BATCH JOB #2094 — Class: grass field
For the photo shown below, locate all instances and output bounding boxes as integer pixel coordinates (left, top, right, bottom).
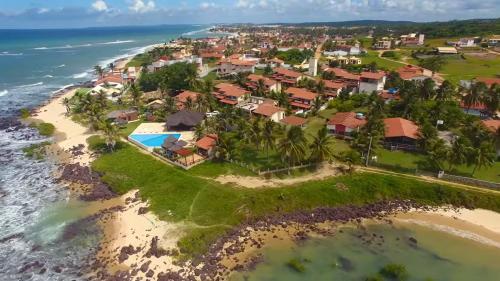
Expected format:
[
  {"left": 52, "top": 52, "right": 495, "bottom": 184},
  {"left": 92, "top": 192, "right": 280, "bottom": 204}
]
[
  {"left": 91, "top": 141, "right": 500, "bottom": 258},
  {"left": 439, "top": 54, "right": 500, "bottom": 83},
  {"left": 361, "top": 51, "right": 406, "bottom": 71}
]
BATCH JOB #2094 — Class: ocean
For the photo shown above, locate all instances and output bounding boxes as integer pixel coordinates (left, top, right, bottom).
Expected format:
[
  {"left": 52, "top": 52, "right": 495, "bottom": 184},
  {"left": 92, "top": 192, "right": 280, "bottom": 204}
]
[{"left": 0, "top": 25, "right": 207, "bottom": 280}]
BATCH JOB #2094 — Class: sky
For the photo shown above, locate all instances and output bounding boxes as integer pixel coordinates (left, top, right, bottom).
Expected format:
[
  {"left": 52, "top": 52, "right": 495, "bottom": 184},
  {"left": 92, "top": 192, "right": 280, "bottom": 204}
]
[{"left": 0, "top": 0, "right": 499, "bottom": 28}]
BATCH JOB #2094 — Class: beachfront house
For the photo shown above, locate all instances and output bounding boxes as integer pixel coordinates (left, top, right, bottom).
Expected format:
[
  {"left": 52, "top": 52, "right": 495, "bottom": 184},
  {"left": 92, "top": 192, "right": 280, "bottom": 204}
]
[
  {"left": 165, "top": 110, "right": 204, "bottom": 131},
  {"left": 106, "top": 109, "right": 139, "bottom": 123},
  {"left": 383, "top": 117, "right": 420, "bottom": 150},
  {"left": 359, "top": 71, "right": 386, "bottom": 93},
  {"left": 195, "top": 134, "right": 218, "bottom": 158},
  {"left": 327, "top": 112, "right": 366, "bottom": 138}
]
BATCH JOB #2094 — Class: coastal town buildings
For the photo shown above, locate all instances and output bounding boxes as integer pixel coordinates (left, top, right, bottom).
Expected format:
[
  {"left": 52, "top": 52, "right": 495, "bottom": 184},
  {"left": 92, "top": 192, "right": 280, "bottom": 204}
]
[
  {"left": 285, "top": 87, "right": 319, "bottom": 111},
  {"left": 271, "top": 68, "right": 305, "bottom": 86},
  {"left": 246, "top": 74, "right": 281, "bottom": 93},
  {"left": 327, "top": 112, "right": 366, "bottom": 138},
  {"left": 359, "top": 71, "right": 386, "bottom": 93},
  {"left": 213, "top": 83, "right": 250, "bottom": 106}
]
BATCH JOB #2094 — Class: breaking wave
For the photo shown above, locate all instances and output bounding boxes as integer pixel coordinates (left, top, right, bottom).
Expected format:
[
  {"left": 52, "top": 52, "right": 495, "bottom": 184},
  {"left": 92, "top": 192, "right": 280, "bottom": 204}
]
[{"left": 0, "top": 90, "right": 8, "bottom": 97}]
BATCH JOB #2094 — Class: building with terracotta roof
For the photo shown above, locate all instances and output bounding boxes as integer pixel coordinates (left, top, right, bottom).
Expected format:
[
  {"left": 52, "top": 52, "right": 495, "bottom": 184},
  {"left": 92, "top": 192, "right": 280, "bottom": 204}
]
[
  {"left": 285, "top": 87, "right": 319, "bottom": 111},
  {"left": 217, "top": 58, "right": 256, "bottom": 76},
  {"left": 213, "top": 83, "right": 250, "bottom": 106},
  {"left": 396, "top": 65, "right": 432, "bottom": 81},
  {"left": 359, "top": 71, "right": 386, "bottom": 93},
  {"left": 196, "top": 134, "right": 218, "bottom": 157},
  {"left": 271, "top": 67, "right": 305, "bottom": 86},
  {"left": 252, "top": 101, "right": 285, "bottom": 122},
  {"left": 476, "top": 77, "right": 500, "bottom": 88},
  {"left": 379, "top": 89, "right": 401, "bottom": 103},
  {"left": 323, "top": 80, "right": 347, "bottom": 98},
  {"left": 327, "top": 112, "right": 366, "bottom": 137},
  {"left": 322, "top": 67, "right": 360, "bottom": 89},
  {"left": 280, "top": 115, "right": 307, "bottom": 127},
  {"left": 175, "top": 90, "right": 201, "bottom": 110},
  {"left": 482, "top": 119, "right": 500, "bottom": 156},
  {"left": 246, "top": 74, "right": 281, "bottom": 93},
  {"left": 383, "top": 118, "right": 420, "bottom": 149}
]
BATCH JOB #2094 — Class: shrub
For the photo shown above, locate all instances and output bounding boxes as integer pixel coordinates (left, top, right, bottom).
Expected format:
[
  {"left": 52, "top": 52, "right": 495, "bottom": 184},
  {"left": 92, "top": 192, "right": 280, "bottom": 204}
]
[
  {"left": 287, "top": 258, "right": 306, "bottom": 273},
  {"left": 22, "top": 141, "right": 51, "bottom": 159},
  {"left": 31, "top": 122, "right": 55, "bottom": 136},
  {"left": 20, "top": 108, "right": 31, "bottom": 119},
  {"left": 381, "top": 51, "right": 398, "bottom": 58},
  {"left": 380, "top": 263, "right": 409, "bottom": 281},
  {"left": 365, "top": 275, "right": 384, "bottom": 281}
]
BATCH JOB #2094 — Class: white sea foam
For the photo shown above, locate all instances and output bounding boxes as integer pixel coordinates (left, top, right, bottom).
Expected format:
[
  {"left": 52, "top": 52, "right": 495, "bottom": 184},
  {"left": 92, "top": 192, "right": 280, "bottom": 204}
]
[
  {"left": 34, "top": 43, "right": 92, "bottom": 50},
  {"left": 0, "top": 51, "right": 23, "bottom": 56},
  {"left": 15, "top": 82, "right": 44, "bottom": 88},
  {"left": 44, "top": 75, "right": 54, "bottom": 78},
  {"left": 182, "top": 27, "right": 213, "bottom": 36},
  {"left": 98, "top": 40, "right": 135, "bottom": 45},
  {"left": 56, "top": 64, "right": 66, "bottom": 68},
  {"left": 72, "top": 72, "right": 90, "bottom": 79},
  {"left": 0, "top": 90, "right": 8, "bottom": 97}
]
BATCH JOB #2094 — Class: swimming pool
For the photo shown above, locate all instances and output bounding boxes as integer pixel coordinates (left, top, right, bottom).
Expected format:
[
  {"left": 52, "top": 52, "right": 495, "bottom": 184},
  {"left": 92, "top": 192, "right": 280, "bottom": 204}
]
[{"left": 129, "top": 133, "right": 181, "bottom": 148}]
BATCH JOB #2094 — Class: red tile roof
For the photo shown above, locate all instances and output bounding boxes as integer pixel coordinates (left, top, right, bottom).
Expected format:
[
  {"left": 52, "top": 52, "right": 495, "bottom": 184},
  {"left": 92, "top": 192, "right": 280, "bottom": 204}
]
[
  {"left": 396, "top": 65, "right": 427, "bottom": 80},
  {"left": 280, "top": 115, "right": 307, "bottom": 126},
  {"left": 219, "top": 58, "right": 256, "bottom": 66},
  {"left": 176, "top": 90, "right": 200, "bottom": 103},
  {"left": 215, "top": 83, "right": 249, "bottom": 98},
  {"left": 200, "top": 52, "right": 224, "bottom": 59},
  {"left": 324, "top": 68, "right": 360, "bottom": 81},
  {"left": 220, "top": 99, "right": 238, "bottom": 105},
  {"left": 481, "top": 119, "right": 500, "bottom": 133},
  {"left": 384, "top": 118, "right": 420, "bottom": 139},
  {"left": 196, "top": 134, "right": 218, "bottom": 150},
  {"left": 247, "top": 74, "right": 278, "bottom": 87},
  {"left": 274, "top": 67, "right": 303, "bottom": 79},
  {"left": 253, "top": 103, "right": 284, "bottom": 117},
  {"left": 175, "top": 148, "right": 194, "bottom": 157},
  {"left": 323, "top": 80, "right": 346, "bottom": 90},
  {"left": 328, "top": 112, "right": 367, "bottom": 129},
  {"left": 95, "top": 75, "right": 123, "bottom": 85},
  {"left": 361, "top": 71, "right": 386, "bottom": 80},
  {"left": 477, "top": 77, "right": 500, "bottom": 87},
  {"left": 286, "top": 87, "right": 318, "bottom": 101}
]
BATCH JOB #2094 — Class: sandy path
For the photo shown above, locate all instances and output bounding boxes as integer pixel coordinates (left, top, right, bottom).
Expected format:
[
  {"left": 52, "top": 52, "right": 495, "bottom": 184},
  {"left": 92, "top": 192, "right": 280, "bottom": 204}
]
[
  {"left": 214, "top": 163, "right": 344, "bottom": 188},
  {"left": 33, "top": 89, "right": 95, "bottom": 166}
]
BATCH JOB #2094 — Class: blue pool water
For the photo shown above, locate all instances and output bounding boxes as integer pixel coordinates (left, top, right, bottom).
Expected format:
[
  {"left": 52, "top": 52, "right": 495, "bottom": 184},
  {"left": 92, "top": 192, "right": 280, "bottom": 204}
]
[{"left": 129, "top": 133, "right": 181, "bottom": 147}]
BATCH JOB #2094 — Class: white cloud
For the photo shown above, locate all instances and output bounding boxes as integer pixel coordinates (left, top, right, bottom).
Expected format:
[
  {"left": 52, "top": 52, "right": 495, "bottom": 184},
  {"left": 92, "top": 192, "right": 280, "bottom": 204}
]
[
  {"left": 129, "top": 0, "right": 156, "bottom": 13},
  {"left": 92, "top": 0, "right": 109, "bottom": 12},
  {"left": 37, "top": 8, "right": 50, "bottom": 14},
  {"left": 200, "top": 2, "right": 216, "bottom": 9}
]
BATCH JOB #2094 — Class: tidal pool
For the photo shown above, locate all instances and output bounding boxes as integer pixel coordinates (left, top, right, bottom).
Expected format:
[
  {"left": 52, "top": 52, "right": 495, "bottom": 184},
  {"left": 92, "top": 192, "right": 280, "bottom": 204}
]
[{"left": 230, "top": 222, "right": 500, "bottom": 281}]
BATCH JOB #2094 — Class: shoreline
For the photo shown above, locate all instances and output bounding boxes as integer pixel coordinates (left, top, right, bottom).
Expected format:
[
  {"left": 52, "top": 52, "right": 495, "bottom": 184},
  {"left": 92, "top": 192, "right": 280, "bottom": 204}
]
[{"left": 25, "top": 52, "right": 500, "bottom": 280}]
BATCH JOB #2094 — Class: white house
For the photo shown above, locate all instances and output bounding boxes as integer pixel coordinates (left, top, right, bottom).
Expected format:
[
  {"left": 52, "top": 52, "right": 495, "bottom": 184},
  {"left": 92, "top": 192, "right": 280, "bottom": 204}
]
[
  {"left": 217, "top": 59, "right": 256, "bottom": 76},
  {"left": 359, "top": 71, "right": 386, "bottom": 93}
]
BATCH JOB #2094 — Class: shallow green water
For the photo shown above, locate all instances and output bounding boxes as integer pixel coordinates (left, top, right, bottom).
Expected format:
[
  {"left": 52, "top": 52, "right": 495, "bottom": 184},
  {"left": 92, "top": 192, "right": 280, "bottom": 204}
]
[{"left": 230, "top": 223, "right": 500, "bottom": 281}]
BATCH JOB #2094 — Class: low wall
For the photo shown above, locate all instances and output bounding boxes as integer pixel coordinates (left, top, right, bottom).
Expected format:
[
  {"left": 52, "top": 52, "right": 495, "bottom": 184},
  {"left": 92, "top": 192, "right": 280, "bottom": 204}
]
[{"left": 440, "top": 173, "right": 500, "bottom": 189}]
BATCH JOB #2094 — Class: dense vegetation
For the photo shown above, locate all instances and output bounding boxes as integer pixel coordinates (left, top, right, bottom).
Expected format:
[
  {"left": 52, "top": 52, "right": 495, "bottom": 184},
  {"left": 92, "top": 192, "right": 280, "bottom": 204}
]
[{"left": 276, "top": 48, "right": 315, "bottom": 65}]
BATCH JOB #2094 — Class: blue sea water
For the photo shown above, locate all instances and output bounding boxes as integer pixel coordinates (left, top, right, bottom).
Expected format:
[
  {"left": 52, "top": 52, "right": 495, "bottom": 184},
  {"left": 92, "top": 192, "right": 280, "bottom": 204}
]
[
  {"left": 129, "top": 133, "right": 181, "bottom": 147},
  {"left": 0, "top": 25, "right": 207, "bottom": 280}
]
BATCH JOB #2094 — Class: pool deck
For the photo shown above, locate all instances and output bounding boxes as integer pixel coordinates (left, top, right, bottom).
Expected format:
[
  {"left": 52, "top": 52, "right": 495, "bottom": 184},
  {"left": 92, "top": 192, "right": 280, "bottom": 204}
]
[{"left": 130, "top": 122, "right": 194, "bottom": 144}]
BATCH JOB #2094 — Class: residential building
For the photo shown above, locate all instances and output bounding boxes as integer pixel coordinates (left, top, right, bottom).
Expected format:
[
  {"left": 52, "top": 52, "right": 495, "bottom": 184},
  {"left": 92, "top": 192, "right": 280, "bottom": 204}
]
[
  {"left": 373, "top": 38, "right": 392, "bottom": 50},
  {"left": 487, "top": 35, "right": 500, "bottom": 47},
  {"left": 400, "top": 33, "right": 425, "bottom": 46},
  {"left": 217, "top": 58, "right": 256, "bottom": 76},
  {"left": 213, "top": 83, "right": 250, "bottom": 106},
  {"left": 323, "top": 80, "right": 347, "bottom": 98},
  {"left": 359, "top": 71, "right": 386, "bottom": 93},
  {"left": 149, "top": 56, "right": 202, "bottom": 72},
  {"left": 196, "top": 134, "right": 218, "bottom": 158},
  {"left": 252, "top": 100, "right": 286, "bottom": 122},
  {"left": 379, "top": 89, "right": 401, "bottom": 104},
  {"left": 323, "top": 67, "right": 360, "bottom": 89},
  {"left": 165, "top": 110, "right": 204, "bottom": 131},
  {"left": 308, "top": 58, "right": 318, "bottom": 76},
  {"left": 106, "top": 109, "right": 139, "bottom": 123},
  {"left": 481, "top": 120, "right": 500, "bottom": 156},
  {"left": 246, "top": 74, "right": 281, "bottom": 93},
  {"left": 383, "top": 118, "right": 420, "bottom": 150},
  {"left": 456, "top": 38, "right": 476, "bottom": 47},
  {"left": 271, "top": 67, "right": 305, "bottom": 86},
  {"left": 396, "top": 65, "right": 433, "bottom": 81},
  {"left": 285, "top": 87, "right": 319, "bottom": 111},
  {"left": 327, "top": 112, "right": 366, "bottom": 138},
  {"left": 476, "top": 77, "right": 500, "bottom": 88},
  {"left": 325, "top": 55, "right": 361, "bottom": 66}
]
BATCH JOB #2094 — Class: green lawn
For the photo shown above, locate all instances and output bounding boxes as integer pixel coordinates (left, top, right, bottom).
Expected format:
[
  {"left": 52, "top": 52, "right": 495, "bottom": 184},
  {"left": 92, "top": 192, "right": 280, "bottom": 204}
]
[
  {"left": 362, "top": 51, "right": 406, "bottom": 71},
  {"left": 440, "top": 54, "right": 500, "bottom": 83},
  {"left": 118, "top": 120, "right": 144, "bottom": 137},
  {"left": 375, "top": 149, "right": 500, "bottom": 183},
  {"left": 91, "top": 141, "right": 500, "bottom": 258}
]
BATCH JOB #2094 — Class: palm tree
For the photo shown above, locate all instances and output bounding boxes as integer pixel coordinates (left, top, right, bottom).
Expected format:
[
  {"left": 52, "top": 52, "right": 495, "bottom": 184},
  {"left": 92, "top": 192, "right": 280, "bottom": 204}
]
[
  {"left": 194, "top": 124, "right": 205, "bottom": 140},
  {"left": 316, "top": 79, "right": 326, "bottom": 100},
  {"left": 235, "top": 72, "right": 249, "bottom": 87},
  {"left": 470, "top": 141, "right": 496, "bottom": 176},
  {"left": 86, "top": 104, "right": 104, "bottom": 131},
  {"left": 129, "top": 84, "right": 143, "bottom": 107},
  {"left": 101, "top": 121, "right": 119, "bottom": 152},
  {"left": 311, "top": 96, "right": 323, "bottom": 116},
  {"left": 278, "top": 126, "right": 307, "bottom": 171},
  {"left": 447, "top": 136, "right": 472, "bottom": 171},
  {"left": 436, "top": 80, "right": 456, "bottom": 101},
  {"left": 481, "top": 84, "right": 500, "bottom": 117},
  {"left": 108, "top": 62, "right": 115, "bottom": 72},
  {"left": 94, "top": 65, "right": 104, "bottom": 78},
  {"left": 164, "top": 96, "right": 176, "bottom": 115},
  {"left": 96, "top": 90, "right": 108, "bottom": 109},
  {"left": 255, "top": 79, "right": 267, "bottom": 96},
  {"left": 62, "top": 97, "right": 71, "bottom": 115},
  {"left": 261, "top": 119, "right": 276, "bottom": 165},
  {"left": 462, "top": 82, "right": 487, "bottom": 113},
  {"left": 309, "top": 127, "right": 335, "bottom": 164},
  {"left": 184, "top": 96, "right": 194, "bottom": 110}
]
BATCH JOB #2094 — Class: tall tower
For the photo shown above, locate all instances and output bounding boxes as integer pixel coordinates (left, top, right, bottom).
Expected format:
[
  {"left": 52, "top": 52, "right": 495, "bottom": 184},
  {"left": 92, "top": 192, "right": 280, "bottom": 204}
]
[{"left": 308, "top": 58, "right": 318, "bottom": 77}]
